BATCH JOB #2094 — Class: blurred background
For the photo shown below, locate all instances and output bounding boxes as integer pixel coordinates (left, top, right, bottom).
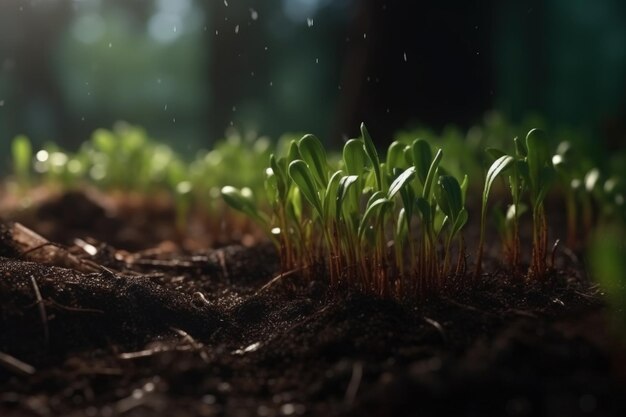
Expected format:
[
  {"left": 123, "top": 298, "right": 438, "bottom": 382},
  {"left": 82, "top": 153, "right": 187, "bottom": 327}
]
[{"left": 0, "top": 0, "right": 625, "bottom": 155}]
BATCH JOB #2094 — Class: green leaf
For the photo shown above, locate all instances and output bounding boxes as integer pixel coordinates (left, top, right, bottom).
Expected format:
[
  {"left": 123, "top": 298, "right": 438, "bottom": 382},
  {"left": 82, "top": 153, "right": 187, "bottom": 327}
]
[
  {"left": 298, "top": 134, "right": 328, "bottom": 189},
  {"left": 411, "top": 139, "right": 432, "bottom": 185},
  {"left": 486, "top": 147, "right": 507, "bottom": 160},
  {"left": 323, "top": 170, "right": 343, "bottom": 220},
  {"left": 386, "top": 141, "right": 406, "bottom": 173},
  {"left": 514, "top": 136, "right": 527, "bottom": 158},
  {"left": 525, "top": 128, "right": 551, "bottom": 190},
  {"left": 358, "top": 197, "right": 392, "bottom": 241},
  {"left": 11, "top": 135, "right": 32, "bottom": 183},
  {"left": 451, "top": 207, "right": 468, "bottom": 237},
  {"left": 221, "top": 186, "right": 266, "bottom": 226},
  {"left": 482, "top": 155, "right": 514, "bottom": 215},
  {"left": 422, "top": 148, "right": 443, "bottom": 199},
  {"left": 388, "top": 166, "right": 416, "bottom": 199},
  {"left": 360, "top": 123, "right": 382, "bottom": 190},
  {"left": 437, "top": 175, "right": 463, "bottom": 220},
  {"left": 336, "top": 175, "right": 359, "bottom": 222},
  {"left": 416, "top": 196, "right": 431, "bottom": 225},
  {"left": 343, "top": 139, "right": 367, "bottom": 176},
  {"left": 288, "top": 159, "right": 324, "bottom": 219}
]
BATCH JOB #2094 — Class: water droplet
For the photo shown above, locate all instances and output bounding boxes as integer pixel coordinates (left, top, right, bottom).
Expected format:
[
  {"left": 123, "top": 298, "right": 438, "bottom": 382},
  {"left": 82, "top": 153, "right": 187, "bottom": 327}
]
[
  {"left": 224, "top": 0, "right": 228, "bottom": 6},
  {"left": 250, "top": 8, "right": 258, "bottom": 20},
  {"left": 157, "top": 78, "right": 162, "bottom": 84},
  {"left": 173, "top": 26, "right": 177, "bottom": 33},
  {"left": 264, "top": 46, "right": 268, "bottom": 51},
  {"left": 315, "top": 58, "right": 319, "bottom": 64},
  {"left": 235, "top": 25, "right": 239, "bottom": 34},
  {"left": 403, "top": 52, "right": 407, "bottom": 62},
  {"left": 215, "top": 30, "right": 219, "bottom": 35},
  {"left": 81, "top": 116, "right": 85, "bottom": 121},
  {"left": 232, "top": 106, "right": 236, "bottom": 112},
  {"left": 363, "top": 33, "right": 367, "bottom": 39},
  {"left": 108, "top": 42, "right": 112, "bottom": 48},
  {"left": 173, "top": 117, "right": 176, "bottom": 123},
  {"left": 307, "top": 18, "right": 313, "bottom": 27},
  {"left": 0, "top": 100, "right": 4, "bottom": 107},
  {"left": 269, "top": 81, "right": 273, "bottom": 86},
  {"left": 164, "top": 104, "right": 168, "bottom": 111},
  {"left": 251, "top": 71, "right": 255, "bottom": 76}
]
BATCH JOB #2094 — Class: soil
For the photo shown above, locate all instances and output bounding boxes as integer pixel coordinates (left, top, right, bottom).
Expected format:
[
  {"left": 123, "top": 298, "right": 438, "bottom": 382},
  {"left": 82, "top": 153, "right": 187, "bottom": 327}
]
[{"left": 1, "top": 191, "right": 625, "bottom": 417}]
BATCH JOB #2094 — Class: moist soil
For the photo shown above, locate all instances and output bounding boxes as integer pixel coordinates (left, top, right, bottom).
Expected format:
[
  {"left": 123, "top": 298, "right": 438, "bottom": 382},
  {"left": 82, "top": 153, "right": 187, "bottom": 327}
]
[{"left": 0, "top": 191, "right": 625, "bottom": 417}]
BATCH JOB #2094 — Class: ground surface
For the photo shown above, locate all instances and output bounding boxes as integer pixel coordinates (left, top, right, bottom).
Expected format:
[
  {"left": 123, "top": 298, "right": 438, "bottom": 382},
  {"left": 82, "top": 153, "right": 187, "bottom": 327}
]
[{"left": 0, "top": 192, "right": 625, "bottom": 417}]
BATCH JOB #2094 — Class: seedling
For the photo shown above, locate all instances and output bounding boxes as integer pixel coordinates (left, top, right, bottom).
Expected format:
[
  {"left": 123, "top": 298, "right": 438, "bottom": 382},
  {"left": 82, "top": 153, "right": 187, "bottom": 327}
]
[{"left": 11, "top": 135, "right": 32, "bottom": 191}]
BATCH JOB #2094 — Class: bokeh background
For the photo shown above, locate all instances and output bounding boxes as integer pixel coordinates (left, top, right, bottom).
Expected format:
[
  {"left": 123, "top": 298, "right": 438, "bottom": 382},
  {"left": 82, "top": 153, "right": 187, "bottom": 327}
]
[{"left": 1, "top": 0, "right": 625, "bottom": 156}]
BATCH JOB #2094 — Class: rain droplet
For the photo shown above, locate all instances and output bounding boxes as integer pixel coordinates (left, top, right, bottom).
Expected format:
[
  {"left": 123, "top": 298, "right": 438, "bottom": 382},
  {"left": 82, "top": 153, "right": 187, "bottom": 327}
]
[
  {"left": 164, "top": 104, "right": 168, "bottom": 111},
  {"left": 250, "top": 8, "right": 258, "bottom": 20},
  {"left": 232, "top": 106, "right": 236, "bottom": 112},
  {"left": 307, "top": 18, "right": 314, "bottom": 27},
  {"left": 173, "top": 117, "right": 176, "bottom": 123},
  {"left": 363, "top": 33, "right": 367, "bottom": 39},
  {"left": 108, "top": 42, "right": 112, "bottom": 48},
  {"left": 215, "top": 30, "right": 219, "bottom": 35},
  {"left": 173, "top": 26, "right": 177, "bottom": 33},
  {"left": 269, "top": 81, "right": 273, "bottom": 86},
  {"left": 403, "top": 52, "right": 407, "bottom": 62},
  {"left": 315, "top": 58, "right": 319, "bottom": 64},
  {"left": 251, "top": 71, "right": 255, "bottom": 77},
  {"left": 264, "top": 46, "right": 268, "bottom": 51},
  {"left": 0, "top": 100, "right": 5, "bottom": 107},
  {"left": 235, "top": 25, "right": 239, "bottom": 34},
  {"left": 157, "top": 78, "right": 162, "bottom": 84},
  {"left": 224, "top": 0, "right": 228, "bottom": 6}
]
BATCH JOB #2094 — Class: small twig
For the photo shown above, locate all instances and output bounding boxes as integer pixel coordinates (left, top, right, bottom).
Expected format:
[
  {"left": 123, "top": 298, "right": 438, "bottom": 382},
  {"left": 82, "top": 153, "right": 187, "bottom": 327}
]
[
  {"left": 255, "top": 266, "right": 309, "bottom": 295},
  {"left": 550, "top": 239, "right": 560, "bottom": 269},
  {"left": 344, "top": 361, "right": 363, "bottom": 406},
  {"left": 170, "top": 327, "right": 209, "bottom": 363},
  {"left": 30, "top": 275, "right": 49, "bottom": 349},
  {"left": 216, "top": 249, "right": 229, "bottom": 279},
  {"left": 0, "top": 351, "right": 36, "bottom": 376},
  {"left": 423, "top": 317, "right": 447, "bottom": 343}
]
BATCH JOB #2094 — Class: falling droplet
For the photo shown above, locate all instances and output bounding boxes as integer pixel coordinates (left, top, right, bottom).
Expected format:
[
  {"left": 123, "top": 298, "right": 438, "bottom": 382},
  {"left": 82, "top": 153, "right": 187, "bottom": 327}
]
[
  {"left": 403, "top": 52, "right": 407, "bottom": 62},
  {"left": 307, "top": 18, "right": 313, "bottom": 27},
  {"left": 235, "top": 25, "right": 239, "bottom": 34},
  {"left": 363, "top": 33, "right": 367, "bottom": 39},
  {"left": 0, "top": 100, "right": 4, "bottom": 107},
  {"left": 264, "top": 46, "right": 268, "bottom": 51},
  {"left": 164, "top": 104, "right": 168, "bottom": 111},
  {"left": 250, "top": 9, "right": 258, "bottom": 20},
  {"left": 224, "top": 0, "right": 228, "bottom": 6},
  {"left": 215, "top": 30, "right": 219, "bottom": 35},
  {"left": 173, "top": 26, "right": 177, "bottom": 33},
  {"left": 108, "top": 42, "right": 112, "bottom": 48},
  {"left": 269, "top": 81, "right": 273, "bottom": 86},
  {"left": 315, "top": 58, "right": 319, "bottom": 64},
  {"left": 173, "top": 117, "right": 176, "bottom": 123},
  {"left": 232, "top": 106, "right": 236, "bottom": 112}
]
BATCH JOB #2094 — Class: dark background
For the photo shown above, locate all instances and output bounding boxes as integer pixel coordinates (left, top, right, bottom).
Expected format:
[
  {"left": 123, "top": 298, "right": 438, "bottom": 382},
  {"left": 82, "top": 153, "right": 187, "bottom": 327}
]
[{"left": 1, "top": 0, "right": 625, "bottom": 153}]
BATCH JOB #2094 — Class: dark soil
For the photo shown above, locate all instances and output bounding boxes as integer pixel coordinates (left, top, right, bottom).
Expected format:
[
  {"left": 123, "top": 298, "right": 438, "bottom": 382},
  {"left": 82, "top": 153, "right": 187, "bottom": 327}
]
[{"left": 0, "top": 192, "right": 625, "bottom": 417}]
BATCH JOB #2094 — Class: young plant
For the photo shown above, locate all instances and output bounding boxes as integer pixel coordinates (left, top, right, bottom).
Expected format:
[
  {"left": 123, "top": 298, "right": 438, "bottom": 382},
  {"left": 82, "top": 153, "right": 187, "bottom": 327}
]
[
  {"left": 11, "top": 135, "right": 33, "bottom": 191},
  {"left": 524, "top": 128, "right": 555, "bottom": 278},
  {"left": 475, "top": 154, "right": 513, "bottom": 277}
]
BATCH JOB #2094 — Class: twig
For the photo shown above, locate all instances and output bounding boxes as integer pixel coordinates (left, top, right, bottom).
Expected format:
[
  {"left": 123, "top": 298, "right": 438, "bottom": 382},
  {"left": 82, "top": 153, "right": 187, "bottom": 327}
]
[
  {"left": 0, "top": 351, "right": 36, "bottom": 376},
  {"left": 255, "top": 266, "right": 309, "bottom": 295},
  {"left": 170, "top": 327, "right": 209, "bottom": 363},
  {"left": 423, "top": 317, "right": 447, "bottom": 343},
  {"left": 345, "top": 361, "right": 363, "bottom": 406},
  {"left": 30, "top": 275, "right": 49, "bottom": 349}
]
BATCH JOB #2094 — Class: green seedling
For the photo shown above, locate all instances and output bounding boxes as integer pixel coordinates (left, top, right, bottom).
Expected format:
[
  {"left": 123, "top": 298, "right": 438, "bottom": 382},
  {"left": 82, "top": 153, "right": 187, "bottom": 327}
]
[
  {"left": 525, "top": 128, "right": 555, "bottom": 279},
  {"left": 11, "top": 135, "right": 33, "bottom": 190},
  {"left": 475, "top": 154, "right": 514, "bottom": 277}
]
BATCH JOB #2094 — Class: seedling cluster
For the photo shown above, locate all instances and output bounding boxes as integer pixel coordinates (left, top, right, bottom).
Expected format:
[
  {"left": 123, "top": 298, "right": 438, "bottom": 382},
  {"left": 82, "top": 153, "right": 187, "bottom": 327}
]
[
  {"left": 8, "top": 116, "right": 624, "bottom": 299},
  {"left": 223, "top": 123, "right": 625, "bottom": 298}
]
